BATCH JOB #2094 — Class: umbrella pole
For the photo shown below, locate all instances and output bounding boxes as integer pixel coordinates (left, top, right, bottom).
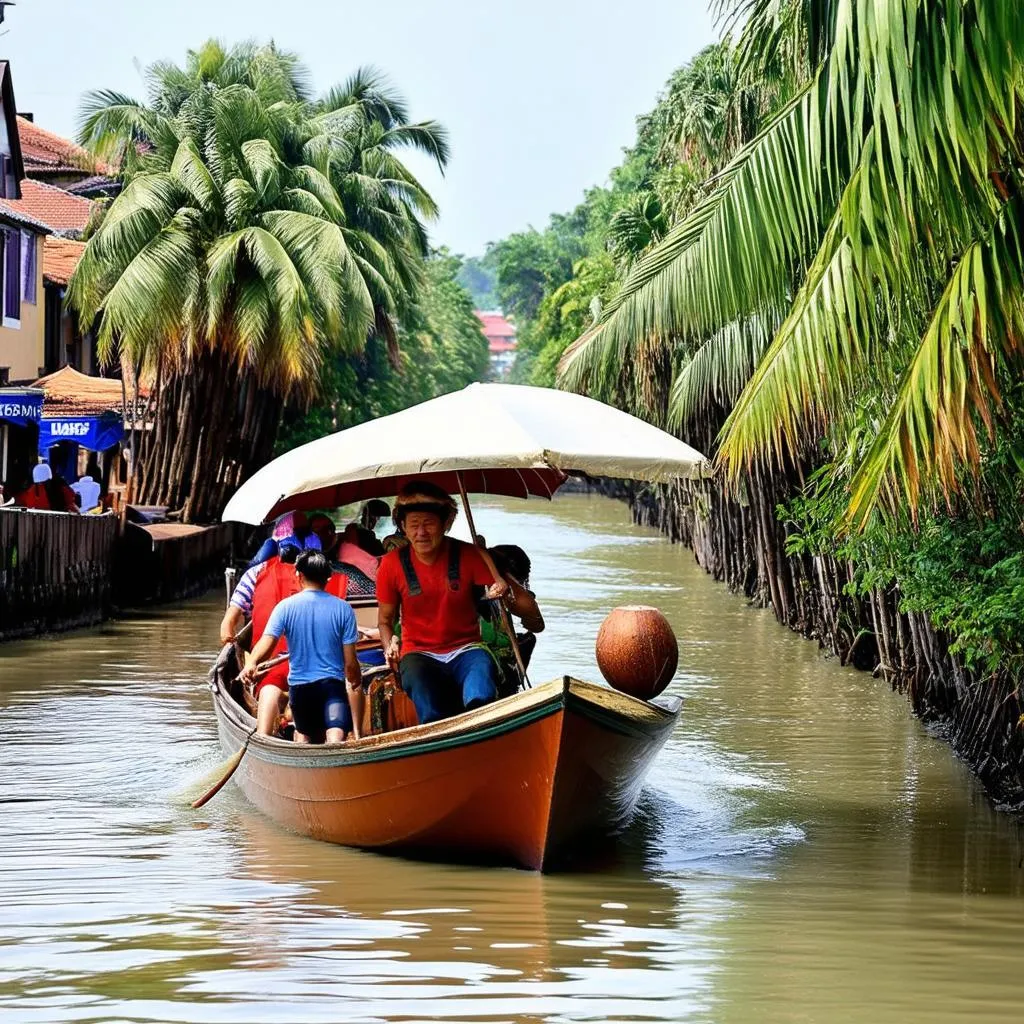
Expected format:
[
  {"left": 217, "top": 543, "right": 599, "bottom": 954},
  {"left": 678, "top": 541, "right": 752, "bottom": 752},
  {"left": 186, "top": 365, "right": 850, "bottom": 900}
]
[{"left": 456, "top": 472, "right": 530, "bottom": 689}]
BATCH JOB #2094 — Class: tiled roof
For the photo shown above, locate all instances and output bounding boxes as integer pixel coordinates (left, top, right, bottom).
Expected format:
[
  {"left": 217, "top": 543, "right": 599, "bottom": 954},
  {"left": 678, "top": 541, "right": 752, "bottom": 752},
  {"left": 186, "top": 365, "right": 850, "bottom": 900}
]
[
  {"left": 3, "top": 179, "right": 92, "bottom": 235},
  {"left": 476, "top": 311, "right": 517, "bottom": 356},
  {"left": 63, "top": 174, "right": 121, "bottom": 198},
  {"left": 42, "top": 236, "right": 86, "bottom": 286},
  {"left": 17, "top": 116, "right": 112, "bottom": 176},
  {"left": 0, "top": 198, "right": 51, "bottom": 232},
  {"left": 476, "top": 311, "right": 517, "bottom": 339}
]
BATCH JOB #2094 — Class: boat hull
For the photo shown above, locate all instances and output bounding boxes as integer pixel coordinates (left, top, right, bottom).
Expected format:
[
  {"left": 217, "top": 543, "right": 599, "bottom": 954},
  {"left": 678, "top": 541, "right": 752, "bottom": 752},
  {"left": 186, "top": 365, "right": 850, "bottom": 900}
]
[{"left": 211, "top": 675, "right": 680, "bottom": 870}]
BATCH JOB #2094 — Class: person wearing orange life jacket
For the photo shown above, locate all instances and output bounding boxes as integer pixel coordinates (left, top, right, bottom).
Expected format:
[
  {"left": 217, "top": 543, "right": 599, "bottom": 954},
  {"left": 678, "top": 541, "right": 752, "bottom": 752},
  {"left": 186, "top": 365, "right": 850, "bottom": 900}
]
[
  {"left": 247, "top": 534, "right": 348, "bottom": 737},
  {"left": 218, "top": 511, "right": 309, "bottom": 646}
]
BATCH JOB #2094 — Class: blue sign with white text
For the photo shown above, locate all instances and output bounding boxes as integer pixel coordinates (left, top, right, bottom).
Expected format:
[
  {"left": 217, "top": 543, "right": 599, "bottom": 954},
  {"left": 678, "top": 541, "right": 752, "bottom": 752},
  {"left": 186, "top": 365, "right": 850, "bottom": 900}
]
[
  {"left": 38, "top": 415, "right": 124, "bottom": 453},
  {"left": 0, "top": 390, "right": 44, "bottom": 427}
]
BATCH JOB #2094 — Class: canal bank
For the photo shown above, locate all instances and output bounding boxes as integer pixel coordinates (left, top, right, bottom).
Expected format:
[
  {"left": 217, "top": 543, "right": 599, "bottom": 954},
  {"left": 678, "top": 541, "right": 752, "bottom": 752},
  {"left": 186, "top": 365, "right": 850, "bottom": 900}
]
[
  {"left": 608, "top": 471, "right": 1024, "bottom": 812},
  {"left": 1, "top": 494, "right": 1021, "bottom": 1023},
  {"left": 0, "top": 507, "right": 241, "bottom": 640}
]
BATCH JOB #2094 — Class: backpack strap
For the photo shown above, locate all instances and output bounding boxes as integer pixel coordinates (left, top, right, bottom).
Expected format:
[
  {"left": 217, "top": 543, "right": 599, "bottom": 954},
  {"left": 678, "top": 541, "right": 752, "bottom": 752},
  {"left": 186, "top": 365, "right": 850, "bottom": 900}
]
[
  {"left": 398, "top": 541, "right": 462, "bottom": 596},
  {"left": 398, "top": 545, "right": 421, "bottom": 596},
  {"left": 447, "top": 539, "right": 462, "bottom": 592}
]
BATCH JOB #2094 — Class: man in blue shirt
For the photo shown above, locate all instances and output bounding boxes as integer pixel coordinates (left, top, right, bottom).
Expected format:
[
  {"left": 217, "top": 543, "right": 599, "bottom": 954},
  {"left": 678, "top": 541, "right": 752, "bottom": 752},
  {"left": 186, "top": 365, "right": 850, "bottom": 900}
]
[{"left": 240, "top": 550, "right": 363, "bottom": 743}]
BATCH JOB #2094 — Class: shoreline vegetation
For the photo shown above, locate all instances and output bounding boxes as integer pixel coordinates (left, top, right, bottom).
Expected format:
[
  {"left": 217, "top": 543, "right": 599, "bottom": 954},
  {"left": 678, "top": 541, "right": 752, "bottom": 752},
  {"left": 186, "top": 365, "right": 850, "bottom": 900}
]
[
  {"left": 472, "top": 3, "right": 1024, "bottom": 808},
  {"left": 69, "top": 41, "right": 488, "bottom": 523}
]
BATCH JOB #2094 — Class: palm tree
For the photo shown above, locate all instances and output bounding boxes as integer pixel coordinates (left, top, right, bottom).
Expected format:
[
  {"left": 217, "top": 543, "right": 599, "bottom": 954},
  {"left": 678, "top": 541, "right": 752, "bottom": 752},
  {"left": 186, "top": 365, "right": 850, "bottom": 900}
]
[
  {"left": 71, "top": 43, "right": 448, "bottom": 521},
  {"left": 562, "top": 0, "right": 1024, "bottom": 528}
]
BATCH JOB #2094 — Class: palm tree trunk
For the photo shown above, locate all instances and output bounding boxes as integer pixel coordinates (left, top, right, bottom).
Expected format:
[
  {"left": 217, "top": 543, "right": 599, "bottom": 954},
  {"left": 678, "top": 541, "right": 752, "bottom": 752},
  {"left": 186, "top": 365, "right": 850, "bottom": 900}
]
[{"left": 135, "top": 350, "right": 285, "bottom": 523}]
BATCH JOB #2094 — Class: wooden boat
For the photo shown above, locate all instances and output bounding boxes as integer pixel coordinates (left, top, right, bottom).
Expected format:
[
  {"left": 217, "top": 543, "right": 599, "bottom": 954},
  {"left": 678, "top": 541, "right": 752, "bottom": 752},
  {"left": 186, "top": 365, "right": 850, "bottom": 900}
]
[
  {"left": 212, "top": 386, "right": 705, "bottom": 870},
  {"left": 209, "top": 666, "right": 681, "bottom": 871}
]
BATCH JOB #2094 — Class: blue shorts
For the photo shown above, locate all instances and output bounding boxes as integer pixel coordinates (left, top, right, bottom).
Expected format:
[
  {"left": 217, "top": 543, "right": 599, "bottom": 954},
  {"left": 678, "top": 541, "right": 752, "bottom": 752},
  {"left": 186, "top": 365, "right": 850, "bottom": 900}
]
[{"left": 289, "top": 678, "right": 352, "bottom": 738}]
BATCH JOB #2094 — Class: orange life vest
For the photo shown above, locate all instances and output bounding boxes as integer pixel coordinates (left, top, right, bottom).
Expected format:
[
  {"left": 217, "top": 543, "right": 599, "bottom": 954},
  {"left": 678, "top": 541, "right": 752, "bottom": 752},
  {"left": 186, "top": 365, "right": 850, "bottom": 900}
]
[{"left": 250, "top": 557, "right": 348, "bottom": 691}]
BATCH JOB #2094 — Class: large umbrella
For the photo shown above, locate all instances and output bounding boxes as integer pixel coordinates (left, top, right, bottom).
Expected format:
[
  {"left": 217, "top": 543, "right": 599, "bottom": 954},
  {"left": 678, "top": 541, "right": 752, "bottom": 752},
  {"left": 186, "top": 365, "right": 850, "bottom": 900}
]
[{"left": 222, "top": 383, "right": 708, "bottom": 525}]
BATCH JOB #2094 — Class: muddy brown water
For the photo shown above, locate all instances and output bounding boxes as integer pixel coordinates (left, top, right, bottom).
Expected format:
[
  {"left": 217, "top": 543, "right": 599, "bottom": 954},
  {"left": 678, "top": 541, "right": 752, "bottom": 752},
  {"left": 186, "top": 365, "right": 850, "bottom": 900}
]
[{"left": 1, "top": 494, "right": 1022, "bottom": 1023}]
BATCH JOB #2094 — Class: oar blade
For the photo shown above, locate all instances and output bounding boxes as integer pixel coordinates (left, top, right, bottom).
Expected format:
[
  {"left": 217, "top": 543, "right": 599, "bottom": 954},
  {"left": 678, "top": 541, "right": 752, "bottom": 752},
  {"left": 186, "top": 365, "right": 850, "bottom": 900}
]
[{"left": 185, "top": 738, "right": 251, "bottom": 809}]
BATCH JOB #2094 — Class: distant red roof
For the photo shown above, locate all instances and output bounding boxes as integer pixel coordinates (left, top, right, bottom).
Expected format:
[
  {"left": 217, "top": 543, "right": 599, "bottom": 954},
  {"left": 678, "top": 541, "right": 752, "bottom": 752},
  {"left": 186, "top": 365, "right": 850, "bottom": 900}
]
[
  {"left": 17, "top": 116, "right": 112, "bottom": 176},
  {"left": 4, "top": 179, "right": 93, "bottom": 235},
  {"left": 476, "top": 311, "right": 517, "bottom": 354}
]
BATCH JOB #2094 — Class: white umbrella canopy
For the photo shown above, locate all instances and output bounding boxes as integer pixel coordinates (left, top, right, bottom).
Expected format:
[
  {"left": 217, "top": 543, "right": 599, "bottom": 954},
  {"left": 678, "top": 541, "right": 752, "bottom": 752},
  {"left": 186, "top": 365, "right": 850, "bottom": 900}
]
[{"left": 222, "top": 383, "right": 709, "bottom": 525}]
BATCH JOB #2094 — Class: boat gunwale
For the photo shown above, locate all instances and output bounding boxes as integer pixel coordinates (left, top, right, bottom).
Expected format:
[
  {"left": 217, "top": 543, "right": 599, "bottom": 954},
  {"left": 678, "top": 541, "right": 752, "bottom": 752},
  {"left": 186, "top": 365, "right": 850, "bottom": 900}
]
[{"left": 212, "top": 674, "right": 681, "bottom": 770}]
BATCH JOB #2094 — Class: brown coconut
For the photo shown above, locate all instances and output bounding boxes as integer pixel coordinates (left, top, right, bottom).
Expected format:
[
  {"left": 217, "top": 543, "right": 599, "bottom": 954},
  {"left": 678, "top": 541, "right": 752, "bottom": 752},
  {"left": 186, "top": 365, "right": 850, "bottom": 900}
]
[{"left": 596, "top": 605, "right": 678, "bottom": 700}]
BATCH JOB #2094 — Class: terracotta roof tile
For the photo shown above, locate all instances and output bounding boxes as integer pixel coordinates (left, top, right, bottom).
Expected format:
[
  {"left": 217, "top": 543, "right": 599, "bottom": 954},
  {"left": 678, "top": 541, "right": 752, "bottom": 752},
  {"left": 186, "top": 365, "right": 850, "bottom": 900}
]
[
  {"left": 3, "top": 179, "right": 93, "bottom": 235},
  {"left": 0, "top": 198, "right": 50, "bottom": 232},
  {"left": 42, "top": 236, "right": 86, "bottom": 286},
  {"left": 17, "top": 116, "right": 112, "bottom": 176}
]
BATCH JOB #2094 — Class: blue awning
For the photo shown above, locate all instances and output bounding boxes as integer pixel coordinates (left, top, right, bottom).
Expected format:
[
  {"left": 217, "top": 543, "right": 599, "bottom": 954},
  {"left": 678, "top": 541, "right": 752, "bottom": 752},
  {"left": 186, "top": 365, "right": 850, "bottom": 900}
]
[
  {"left": 0, "top": 388, "right": 44, "bottom": 427},
  {"left": 38, "top": 413, "right": 123, "bottom": 453}
]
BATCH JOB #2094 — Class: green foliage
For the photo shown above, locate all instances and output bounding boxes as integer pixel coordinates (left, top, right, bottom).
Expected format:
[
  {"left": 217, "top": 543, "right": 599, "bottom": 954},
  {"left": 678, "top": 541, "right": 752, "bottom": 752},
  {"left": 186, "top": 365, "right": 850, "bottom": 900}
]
[
  {"left": 456, "top": 253, "right": 499, "bottom": 309},
  {"left": 566, "top": 0, "right": 1024, "bottom": 527},
  {"left": 278, "top": 250, "right": 488, "bottom": 448},
  {"left": 779, "top": 383, "right": 1024, "bottom": 676},
  {"left": 72, "top": 40, "right": 449, "bottom": 398},
  {"left": 524, "top": 254, "right": 618, "bottom": 387},
  {"left": 482, "top": 6, "right": 1024, "bottom": 685}
]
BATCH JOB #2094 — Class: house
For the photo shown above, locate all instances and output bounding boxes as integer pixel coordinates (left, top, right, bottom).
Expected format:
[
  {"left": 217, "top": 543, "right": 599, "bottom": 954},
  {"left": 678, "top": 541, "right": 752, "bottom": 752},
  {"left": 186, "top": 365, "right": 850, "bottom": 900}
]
[
  {"left": 0, "top": 62, "right": 47, "bottom": 388},
  {"left": 1, "top": 123, "right": 97, "bottom": 375},
  {"left": 42, "top": 237, "right": 91, "bottom": 372},
  {"left": 476, "top": 310, "right": 517, "bottom": 379},
  {"left": 17, "top": 113, "right": 115, "bottom": 192}
]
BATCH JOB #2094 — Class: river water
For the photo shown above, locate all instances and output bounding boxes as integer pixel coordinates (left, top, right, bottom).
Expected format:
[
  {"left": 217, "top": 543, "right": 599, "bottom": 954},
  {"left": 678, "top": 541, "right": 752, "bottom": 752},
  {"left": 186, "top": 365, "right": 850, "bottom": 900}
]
[{"left": 1, "top": 494, "right": 1022, "bottom": 1023}]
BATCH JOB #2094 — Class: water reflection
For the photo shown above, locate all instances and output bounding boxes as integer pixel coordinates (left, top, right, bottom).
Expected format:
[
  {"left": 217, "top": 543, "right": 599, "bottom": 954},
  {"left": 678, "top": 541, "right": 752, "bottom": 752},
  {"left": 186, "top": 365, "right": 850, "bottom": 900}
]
[{"left": 1, "top": 494, "right": 1022, "bottom": 1022}]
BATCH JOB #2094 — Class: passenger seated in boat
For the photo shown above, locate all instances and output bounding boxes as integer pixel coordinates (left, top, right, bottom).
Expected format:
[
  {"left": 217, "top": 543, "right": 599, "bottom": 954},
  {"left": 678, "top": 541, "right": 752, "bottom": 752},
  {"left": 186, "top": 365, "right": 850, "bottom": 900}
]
[
  {"left": 219, "top": 512, "right": 310, "bottom": 645},
  {"left": 307, "top": 514, "right": 378, "bottom": 599},
  {"left": 337, "top": 524, "right": 381, "bottom": 585},
  {"left": 376, "top": 482, "right": 509, "bottom": 725},
  {"left": 479, "top": 545, "right": 544, "bottom": 693},
  {"left": 489, "top": 545, "right": 544, "bottom": 638},
  {"left": 245, "top": 536, "right": 309, "bottom": 736},
  {"left": 236, "top": 531, "right": 351, "bottom": 736},
  {"left": 240, "top": 550, "right": 363, "bottom": 744},
  {"left": 341, "top": 499, "right": 389, "bottom": 557}
]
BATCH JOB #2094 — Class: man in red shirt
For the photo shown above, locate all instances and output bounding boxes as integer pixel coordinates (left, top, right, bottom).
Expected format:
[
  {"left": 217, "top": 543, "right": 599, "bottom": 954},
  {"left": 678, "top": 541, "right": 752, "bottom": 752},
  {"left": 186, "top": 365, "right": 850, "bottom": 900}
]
[{"left": 376, "top": 481, "right": 509, "bottom": 724}]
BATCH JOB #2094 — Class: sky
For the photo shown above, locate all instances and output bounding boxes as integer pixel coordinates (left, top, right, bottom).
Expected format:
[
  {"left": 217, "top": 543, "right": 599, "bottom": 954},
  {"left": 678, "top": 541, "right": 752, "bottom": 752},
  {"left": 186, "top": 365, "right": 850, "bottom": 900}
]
[{"left": 5, "top": 0, "right": 716, "bottom": 255}]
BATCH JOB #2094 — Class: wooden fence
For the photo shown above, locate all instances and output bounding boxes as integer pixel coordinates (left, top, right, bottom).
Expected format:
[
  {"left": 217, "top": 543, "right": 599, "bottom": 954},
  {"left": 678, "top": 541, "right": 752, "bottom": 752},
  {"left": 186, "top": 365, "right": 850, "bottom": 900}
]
[
  {"left": 0, "top": 508, "right": 119, "bottom": 640},
  {"left": 115, "top": 521, "right": 241, "bottom": 605}
]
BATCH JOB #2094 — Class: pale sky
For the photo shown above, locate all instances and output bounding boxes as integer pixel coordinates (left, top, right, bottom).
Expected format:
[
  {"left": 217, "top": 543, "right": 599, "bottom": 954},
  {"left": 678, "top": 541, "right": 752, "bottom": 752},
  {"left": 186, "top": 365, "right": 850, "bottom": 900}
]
[{"left": 5, "top": 0, "right": 716, "bottom": 255}]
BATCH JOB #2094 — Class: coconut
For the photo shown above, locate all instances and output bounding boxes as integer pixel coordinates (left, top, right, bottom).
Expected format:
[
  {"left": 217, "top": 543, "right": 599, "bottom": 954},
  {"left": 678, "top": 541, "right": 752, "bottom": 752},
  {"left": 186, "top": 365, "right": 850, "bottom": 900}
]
[{"left": 595, "top": 605, "right": 678, "bottom": 700}]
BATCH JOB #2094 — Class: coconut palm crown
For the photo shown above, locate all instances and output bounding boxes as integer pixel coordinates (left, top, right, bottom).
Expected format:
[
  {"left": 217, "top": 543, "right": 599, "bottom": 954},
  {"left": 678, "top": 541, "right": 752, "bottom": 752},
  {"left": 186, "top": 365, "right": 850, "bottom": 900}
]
[{"left": 69, "top": 41, "right": 449, "bottom": 520}]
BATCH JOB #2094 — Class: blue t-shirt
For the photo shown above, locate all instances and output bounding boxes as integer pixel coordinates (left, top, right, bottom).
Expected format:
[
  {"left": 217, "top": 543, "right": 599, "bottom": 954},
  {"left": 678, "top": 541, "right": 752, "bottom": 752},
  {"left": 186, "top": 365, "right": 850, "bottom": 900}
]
[{"left": 264, "top": 588, "right": 359, "bottom": 686}]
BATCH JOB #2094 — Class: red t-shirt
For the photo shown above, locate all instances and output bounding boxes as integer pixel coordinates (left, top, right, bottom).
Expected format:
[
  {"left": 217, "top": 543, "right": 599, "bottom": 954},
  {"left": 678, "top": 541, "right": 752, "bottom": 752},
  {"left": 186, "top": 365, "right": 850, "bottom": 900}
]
[{"left": 376, "top": 539, "right": 494, "bottom": 655}]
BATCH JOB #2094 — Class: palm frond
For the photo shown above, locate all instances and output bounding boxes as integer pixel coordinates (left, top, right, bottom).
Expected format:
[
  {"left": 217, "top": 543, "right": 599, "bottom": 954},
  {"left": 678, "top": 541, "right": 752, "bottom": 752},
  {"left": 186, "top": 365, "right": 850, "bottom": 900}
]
[
  {"left": 562, "top": 74, "right": 837, "bottom": 394},
  {"left": 669, "top": 314, "right": 777, "bottom": 430},
  {"left": 846, "top": 198, "right": 1024, "bottom": 528}
]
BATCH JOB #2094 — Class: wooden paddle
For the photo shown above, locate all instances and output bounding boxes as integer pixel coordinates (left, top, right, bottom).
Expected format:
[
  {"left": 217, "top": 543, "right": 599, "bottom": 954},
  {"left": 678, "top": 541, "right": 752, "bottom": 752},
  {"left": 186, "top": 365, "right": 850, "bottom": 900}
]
[
  {"left": 190, "top": 652, "right": 289, "bottom": 809},
  {"left": 190, "top": 728, "right": 256, "bottom": 808}
]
